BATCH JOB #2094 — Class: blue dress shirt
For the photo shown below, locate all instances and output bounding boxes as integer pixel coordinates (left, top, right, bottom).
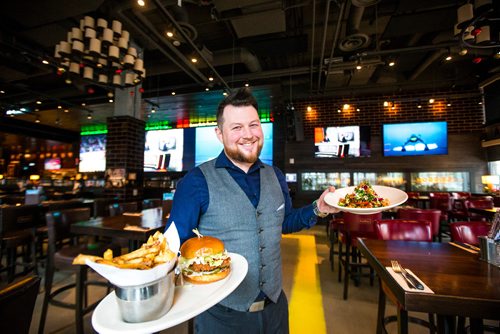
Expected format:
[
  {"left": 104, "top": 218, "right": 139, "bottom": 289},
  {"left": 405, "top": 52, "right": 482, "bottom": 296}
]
[{"left": 167, "top": 151, "right": 317, "bottom": 244}]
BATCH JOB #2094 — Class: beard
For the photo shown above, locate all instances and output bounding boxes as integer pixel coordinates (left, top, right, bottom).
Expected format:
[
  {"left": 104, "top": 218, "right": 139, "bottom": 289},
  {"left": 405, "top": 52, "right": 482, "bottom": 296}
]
[{"left": 225, "top": 140, "right": 263, "bottom": 164}]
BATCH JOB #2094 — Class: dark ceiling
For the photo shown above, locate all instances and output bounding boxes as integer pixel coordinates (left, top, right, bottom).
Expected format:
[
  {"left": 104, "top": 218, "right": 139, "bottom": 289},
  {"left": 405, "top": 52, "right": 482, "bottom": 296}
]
[{"left": 0, "top": 0, "right": 499, "bottom": 135}]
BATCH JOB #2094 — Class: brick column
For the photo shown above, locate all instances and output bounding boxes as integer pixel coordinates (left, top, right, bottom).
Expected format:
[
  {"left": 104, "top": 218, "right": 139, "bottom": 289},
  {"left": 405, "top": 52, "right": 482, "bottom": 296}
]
[{"left": 105, "top": 115, "right": 145, "bottom": 200}]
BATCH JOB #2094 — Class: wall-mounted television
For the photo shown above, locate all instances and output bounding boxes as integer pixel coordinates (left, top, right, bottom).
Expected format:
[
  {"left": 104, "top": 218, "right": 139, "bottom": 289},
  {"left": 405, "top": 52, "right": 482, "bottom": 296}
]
[
  {"left": 195, "top": 123, "right": 273, "bottom": 166},
  {"left": 144, "top": 129, "right": 184, "bottom": 172},
  {"left": 79, "top": 134, "right": 106, "bottom": 172},
  {"left": 44, "top": 158, "right": 61, "bottom": 170},
  {"left": 314, "top": 125, "right": 371, "bottom": 158},
  {"left": 383, "top": 121, "right": 448, "bottom": 157}
]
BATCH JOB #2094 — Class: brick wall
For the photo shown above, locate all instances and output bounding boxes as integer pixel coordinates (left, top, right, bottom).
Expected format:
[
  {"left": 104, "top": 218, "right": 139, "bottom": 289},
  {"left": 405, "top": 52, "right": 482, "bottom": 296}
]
[
  {"left": 291, "top": 88, "right": 484, "bottom": 137},
  {"left": 281, "top": 88, "right": 488, "bottom": 206},
  {"left": 105, "top": 116, "right": 145, "bottom": 200}
]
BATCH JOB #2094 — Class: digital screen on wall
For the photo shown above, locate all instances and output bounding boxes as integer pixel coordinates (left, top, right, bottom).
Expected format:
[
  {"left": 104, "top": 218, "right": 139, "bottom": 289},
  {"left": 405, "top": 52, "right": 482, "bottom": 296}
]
[
  {"left": 314, "top": 125, "right": 371, "bottom": 158},
  {"left": 194, "top": 123, "right": 273, "bottom": 166},
  {"left": 382, "top": 121, "right": 448, "bottom": 157},
  {"left": 44, "top": 158, "right": 61, "bottom": 170},
  {"left": 79, "top": 134, "right": 106, "bottom": 172},
  {"left": 144, "top": 129, "right": 184, "bottom": 172}
]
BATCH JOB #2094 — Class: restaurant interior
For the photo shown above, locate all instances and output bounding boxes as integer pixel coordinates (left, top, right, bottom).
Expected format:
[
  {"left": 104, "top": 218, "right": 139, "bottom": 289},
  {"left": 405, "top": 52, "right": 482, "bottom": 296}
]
[{"left": 0, "top": 0, "right": 499, "bottom": 333}]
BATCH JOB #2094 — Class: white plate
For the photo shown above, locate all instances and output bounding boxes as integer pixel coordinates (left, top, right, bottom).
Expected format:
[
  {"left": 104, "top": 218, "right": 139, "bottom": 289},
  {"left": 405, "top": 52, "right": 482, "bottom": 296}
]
[
  {"left": 324, "top": 185, "right": 408, "bottom": 215},
  {"left": 92, "top": 253, "right": 248, "bottom": 334}
]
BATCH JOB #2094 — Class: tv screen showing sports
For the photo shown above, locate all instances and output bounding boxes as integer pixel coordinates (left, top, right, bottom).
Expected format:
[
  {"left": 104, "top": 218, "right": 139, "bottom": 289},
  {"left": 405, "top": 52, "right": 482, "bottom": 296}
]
[
  {"left": 144, "top": 128, "right": 184, "bottom": 172},
  {"left": 314, "top": 125, "right": 371, "bottom": 158},
  {"left": 44, "top": 158, "right": 61, "bottom": 170},
  {"left": 383, "top": 121, "right": 448, "bottom": 157},
  {"left": 79, "top": 134, "right": 106, "bottom": 172},
  {"left": 195, "top": 123, "right": 273, "bottom": 166}
]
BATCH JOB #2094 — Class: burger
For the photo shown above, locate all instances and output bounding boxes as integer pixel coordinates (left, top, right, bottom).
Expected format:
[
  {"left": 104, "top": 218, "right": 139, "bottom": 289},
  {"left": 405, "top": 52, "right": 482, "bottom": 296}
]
[{"left": 178, "top": 235, "right": 231, "bottom": 284}]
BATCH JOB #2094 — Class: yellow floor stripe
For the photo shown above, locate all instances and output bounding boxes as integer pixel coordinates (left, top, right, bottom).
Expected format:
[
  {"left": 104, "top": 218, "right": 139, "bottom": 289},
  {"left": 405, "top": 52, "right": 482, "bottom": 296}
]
[{"left": 284, "top": 234, "right": 326, "bottom": 334}]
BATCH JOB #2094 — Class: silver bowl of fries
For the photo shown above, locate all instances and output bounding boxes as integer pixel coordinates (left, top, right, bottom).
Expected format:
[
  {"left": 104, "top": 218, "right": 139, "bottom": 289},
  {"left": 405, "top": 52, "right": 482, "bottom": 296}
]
[{"left": 115, "top": 267, "right": 176, "bottom": 323}]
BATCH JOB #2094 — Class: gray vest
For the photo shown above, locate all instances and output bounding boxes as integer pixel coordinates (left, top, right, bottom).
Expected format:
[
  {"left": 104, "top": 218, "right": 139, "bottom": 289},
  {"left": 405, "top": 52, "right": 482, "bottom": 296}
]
[{"left": 199, "top": 159, "right": 285, "bottom": 311}]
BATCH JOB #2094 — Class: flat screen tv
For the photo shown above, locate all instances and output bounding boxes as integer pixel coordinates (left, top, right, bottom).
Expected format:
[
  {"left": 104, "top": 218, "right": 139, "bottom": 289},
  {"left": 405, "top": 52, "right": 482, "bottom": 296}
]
[
  {"left": 194, "top": 123, "right": 273, "bottom": 166},
  {"left": 314, "top": 125, "right": 371, "bottom": 158},
  {"left": 79, "top": 134, "right": 106, "bottom": 172},
  {"left": 383, "top": 121, "right": 448, "bottom": 157},
  {"left": 144, "top": 128, "right": 184, "bottom": 172},
  {"left": 44, "top": 158, "right": 61, "bottom": 170}
]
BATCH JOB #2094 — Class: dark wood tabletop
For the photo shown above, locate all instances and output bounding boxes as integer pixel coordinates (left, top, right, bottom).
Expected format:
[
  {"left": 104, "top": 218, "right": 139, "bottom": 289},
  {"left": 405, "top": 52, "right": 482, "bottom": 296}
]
[
  {"left": 467, "top": 207, "right": 500, "bottom": 221},
  {"left": 357, "top": 239, "right": 500, "bottom": 322},
  {"left": 70, "top": 207, "right": 166, "bottom": 244}
]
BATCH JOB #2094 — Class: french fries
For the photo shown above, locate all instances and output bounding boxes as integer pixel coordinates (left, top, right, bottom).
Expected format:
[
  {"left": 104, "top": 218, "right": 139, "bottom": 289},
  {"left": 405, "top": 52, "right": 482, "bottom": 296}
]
[{"left": 72, "top": 231, "right": 176, "bottom": 269}]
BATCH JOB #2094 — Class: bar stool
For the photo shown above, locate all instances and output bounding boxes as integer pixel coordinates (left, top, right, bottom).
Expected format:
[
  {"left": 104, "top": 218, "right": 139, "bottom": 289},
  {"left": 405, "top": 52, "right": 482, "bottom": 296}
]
[
  {"left": 338, "top": 212, "right": 381, "bottom": 300},
  {"left": 38, "top": 208, "right": 120, "bottom": 334}
]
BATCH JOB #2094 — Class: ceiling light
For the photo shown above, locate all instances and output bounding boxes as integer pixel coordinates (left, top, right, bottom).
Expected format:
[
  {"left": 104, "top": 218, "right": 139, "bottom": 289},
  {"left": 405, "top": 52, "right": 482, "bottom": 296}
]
[
  {"left": 87, "top": 112, "right": 93, "bottom": 120},
  {"left": 137, "top": 0, "right": 145, "bottom": 7},
  {"left": 343, "top": 104, "right": 350, "bottom": 110},
  {"left": 64, "top": 109, "right": 69, "bottom": 113},
  {"left": 383, "top": 101, "right": 389, "bottom": 107},
  {"left": 307, "top": 106, "right": 312, "bottom": 112},
  {"left": 417, "top": 104, "right": 422, "bottom": 109},
  {"left": 223, "top": 92, "right": 228, "bottom": 96},
  {"left": 244, "top": 83, "right": 249, "bottom": 87},
  {"left": 356, "top": 108, "right": 360, "bottom": 112},
  {"left": 166, "top": 31, "right": 174, "bottom": 38},
  {"left": 151, "top": 107, "right": 156, "bottom": 113},
  {"left": 429, "top": 98, "right": 435, "bottom": 104},
  {"left": 191, "top": 57, "right": 198, "bottom": 63},
  {"left": 356, "top": 64, "right": 362, "bottom": 70},
  {"left": 81, "top": 102, "right": 86, "bottom": 106},
  {"left": 208, "top": 76, "right": 214, "bottom": 81},
  {"left": 171, "top": 91, "right": 176, "bottom": 95},
  {"left": 388, "top": 60, "right": 395, "bottom": 67},
  {"left": 108, "top": 99, "right": 114, "bottom": 103},
  {"left": 35, "top": 116, "right": 40, "bottom": 123},
  {"left": 172, "top": 40, "right": 181, "bottom": 47},
  {"left": 57, "top": 105, "right": 62, "bottom": 109},
  {"left": 337, "top": 109, "right": 341, "bottom": 113},
  {"left": 205, "top": 87, "right": 209, "bottom": 91},
  {"left": 54, "top": 16, "right": 145, "bottom": 89},
  {"left": 42, "top": 59, "right": 49, "bottom": 65},
  {"left": 445, "top": 54, "right": 452, "bottom": 61},
  {"left": 459, "top": 48, "right": 468, "bottom": 56},
  {"left": 0, "top": 90, "right": 4, "bottom": 94},
  {"left": 36, "top": 100, "right": 42, "bottom": 104}
]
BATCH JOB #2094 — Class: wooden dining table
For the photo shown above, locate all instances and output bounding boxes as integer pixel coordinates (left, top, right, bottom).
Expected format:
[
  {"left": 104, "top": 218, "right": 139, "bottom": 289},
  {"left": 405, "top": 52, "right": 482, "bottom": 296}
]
[
  {"left": 467, "top": 207, "right": 500, "bottom": 221},
  {"left": 357, "top": 239, "right": 500, "bottom": 334},
  {"left": 70, "top": 207, "right": 167, "bottom": 250}
]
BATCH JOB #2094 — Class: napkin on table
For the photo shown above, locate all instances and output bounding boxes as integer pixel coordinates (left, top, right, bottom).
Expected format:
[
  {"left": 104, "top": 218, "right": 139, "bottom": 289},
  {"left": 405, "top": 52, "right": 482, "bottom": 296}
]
[{"left": 385, "top": 267, "right": 434, "bottom": 293}]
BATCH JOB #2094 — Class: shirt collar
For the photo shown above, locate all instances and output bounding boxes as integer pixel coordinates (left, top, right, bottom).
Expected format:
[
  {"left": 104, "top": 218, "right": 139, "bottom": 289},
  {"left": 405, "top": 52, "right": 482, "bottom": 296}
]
[{"left": 215, "top": 150, "right": 264, "bottom": 174}]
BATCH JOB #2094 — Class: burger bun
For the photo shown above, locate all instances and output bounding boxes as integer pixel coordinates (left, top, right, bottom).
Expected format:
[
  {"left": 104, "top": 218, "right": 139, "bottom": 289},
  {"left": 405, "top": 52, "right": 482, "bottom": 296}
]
[{"left": 182, "top": 267, "right": 230, "bottom": 284}]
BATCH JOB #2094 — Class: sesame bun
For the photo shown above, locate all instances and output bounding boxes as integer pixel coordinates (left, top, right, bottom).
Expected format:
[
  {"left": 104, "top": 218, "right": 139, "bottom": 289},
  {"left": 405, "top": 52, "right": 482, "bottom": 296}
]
[{"left": 180, "top": 236, "right": 225, "bottom": 259}]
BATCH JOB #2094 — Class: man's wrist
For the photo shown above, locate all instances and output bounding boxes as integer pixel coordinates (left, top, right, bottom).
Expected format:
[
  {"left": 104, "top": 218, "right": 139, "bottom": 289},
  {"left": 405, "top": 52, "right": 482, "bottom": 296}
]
[{"left": 313, "top": 200, "right": 329, "bottom": 218}]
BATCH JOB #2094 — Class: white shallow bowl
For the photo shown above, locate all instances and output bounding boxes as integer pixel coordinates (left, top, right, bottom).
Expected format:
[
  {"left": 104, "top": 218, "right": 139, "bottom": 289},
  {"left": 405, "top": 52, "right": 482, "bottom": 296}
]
[{"left": 324, "top": 185, "right": 408, "bottom": 215}]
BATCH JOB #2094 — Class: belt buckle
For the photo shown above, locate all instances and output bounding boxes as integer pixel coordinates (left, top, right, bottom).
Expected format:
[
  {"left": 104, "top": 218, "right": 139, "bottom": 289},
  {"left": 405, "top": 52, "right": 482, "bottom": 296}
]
[{"left": 248, "top": 300, "right": 265, "bottom": 312}]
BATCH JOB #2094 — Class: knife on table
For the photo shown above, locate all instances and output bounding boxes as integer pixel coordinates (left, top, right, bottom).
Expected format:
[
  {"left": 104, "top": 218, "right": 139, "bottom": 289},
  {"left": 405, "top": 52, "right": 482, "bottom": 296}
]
[{"left": 400, "top": 267, "right": 424, "bottom": 290}]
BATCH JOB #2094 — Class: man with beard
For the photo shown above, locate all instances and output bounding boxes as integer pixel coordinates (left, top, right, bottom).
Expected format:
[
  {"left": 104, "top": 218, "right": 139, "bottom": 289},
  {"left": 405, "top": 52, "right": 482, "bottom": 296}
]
[{"left": 166, "top": 87, "right": 338, "bottom": 333}]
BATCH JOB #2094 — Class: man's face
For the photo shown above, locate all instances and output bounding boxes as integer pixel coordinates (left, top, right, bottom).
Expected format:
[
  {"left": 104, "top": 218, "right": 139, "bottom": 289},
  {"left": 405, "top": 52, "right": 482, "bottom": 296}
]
[{"left": 216, "top": 104, "right": 263, "bottom": 168}]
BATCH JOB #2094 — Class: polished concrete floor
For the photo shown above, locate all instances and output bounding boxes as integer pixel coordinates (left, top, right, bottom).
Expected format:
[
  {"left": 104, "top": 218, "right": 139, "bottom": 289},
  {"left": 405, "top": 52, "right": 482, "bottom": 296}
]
[{"left": 21, "top": 225, "right": 442, "bottom": 333}]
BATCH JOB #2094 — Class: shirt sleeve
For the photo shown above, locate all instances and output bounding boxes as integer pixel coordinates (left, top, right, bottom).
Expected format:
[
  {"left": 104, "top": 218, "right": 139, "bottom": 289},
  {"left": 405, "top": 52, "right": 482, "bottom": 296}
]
[
  {"left": 272, "top": 166, "right": 317, "bottom": 234},
  {"left": 166, "top": 167, "right": 208, "bottom": 244}
]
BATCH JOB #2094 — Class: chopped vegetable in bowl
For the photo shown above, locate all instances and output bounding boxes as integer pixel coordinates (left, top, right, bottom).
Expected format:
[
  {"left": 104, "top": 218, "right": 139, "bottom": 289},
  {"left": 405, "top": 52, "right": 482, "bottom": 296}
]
[{"left": 338, "top": 181, "right": 390, "bottom": 208}]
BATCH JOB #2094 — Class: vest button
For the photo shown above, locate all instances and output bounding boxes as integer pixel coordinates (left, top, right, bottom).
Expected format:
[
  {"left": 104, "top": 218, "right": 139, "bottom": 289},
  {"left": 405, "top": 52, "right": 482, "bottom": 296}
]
[
  {"left": 259, "top": 282, "right": 264, "bottom": 287},
  {"left": 259, "top": 246, "right": 265, "bottom": 252}
]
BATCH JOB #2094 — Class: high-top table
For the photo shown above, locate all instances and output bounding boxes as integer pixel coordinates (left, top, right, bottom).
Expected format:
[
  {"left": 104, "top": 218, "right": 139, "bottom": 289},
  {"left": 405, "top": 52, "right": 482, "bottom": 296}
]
[
  {"left": 357, "top": 239, "right": 500, "bottom": 334},
  {"left": 70, "top": 207, "right": 167, "bottom": 250}
]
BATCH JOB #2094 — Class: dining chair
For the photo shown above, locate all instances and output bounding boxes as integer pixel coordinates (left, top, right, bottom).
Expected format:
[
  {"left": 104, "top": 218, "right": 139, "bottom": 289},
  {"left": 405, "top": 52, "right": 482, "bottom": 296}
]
[
  {"left": 108, "top": 201, "right": 139, "bottom": 217},
  {"left": 463, "top": 197, "right": 494, "bottom": 221},
  {"left": 406, "top": 192, "right": 421, "bottom": 208},
  {"left": 398, "top": 208, "right": 442, "bottom": 241},
  {"left": 0, "top": 204, "right": 42, "bottom": 282},
  {"left": 373, "top": 219, "right": 434, "bottom": 334},
  {"left": 338, "top": 211, "right": 381, "bottom": 300},
  {"left": 0, "top": 275, "right": 41, "bottom": 334},
  {"left": 38, "top": 208, "right": 120, "bottom": 334},
  {"left": 449, "top": 221, "right": 492, "bottom": 246}
]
